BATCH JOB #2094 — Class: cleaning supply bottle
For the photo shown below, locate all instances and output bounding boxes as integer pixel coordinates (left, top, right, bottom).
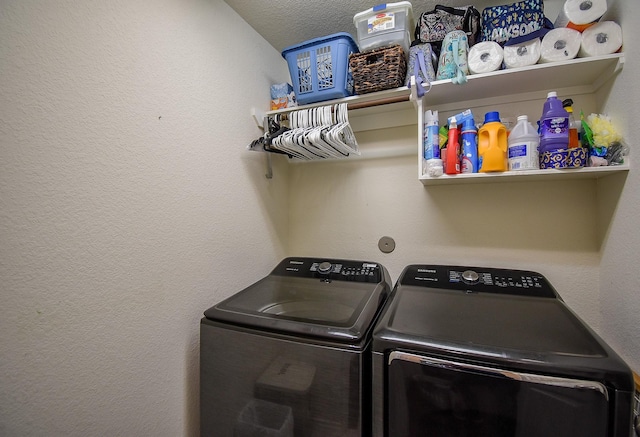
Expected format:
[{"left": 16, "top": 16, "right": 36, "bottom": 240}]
[
  {"left": 562, "top": 98, "right": 580, "bottom": 148},
  {"left": 477, "top": 111, "right": 508, "bottom": 172},
  {"left": 424, "top": 110, "right": 440, "bottom": 161},
  {"left": 539, "top": 91, "right": 570, "bottom": 153},
  {"left": 438, "top": 125, "right": 448, "bottom": 169},
  {"left": 461, "top": 116, "right": 478, "bottom": 173},
  {"left": 423, "top": 110, "right": 443, "bottom": 176},
  {"left": 445, "top": 117, "right": 460, "bottom": 174},
  {"left": 508, "top": 115, "right": 539, "bottom": 170}
]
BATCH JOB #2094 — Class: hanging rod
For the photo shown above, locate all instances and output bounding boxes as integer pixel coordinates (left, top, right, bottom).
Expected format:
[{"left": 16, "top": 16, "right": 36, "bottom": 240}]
[
  {"left": 346, "top": 94, "right": 410, "bottom": 110},
  {"left": 264, "top": 93, "right": 411, "bottom": 121}
]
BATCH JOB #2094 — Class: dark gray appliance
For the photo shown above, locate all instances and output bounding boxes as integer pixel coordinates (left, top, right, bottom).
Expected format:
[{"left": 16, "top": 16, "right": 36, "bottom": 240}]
[
  {"left": 372, "top": 264, "right": 635, "bottom": 437},
  {"left": 200, "top": 257, "right": 391, "bottom": 437}
]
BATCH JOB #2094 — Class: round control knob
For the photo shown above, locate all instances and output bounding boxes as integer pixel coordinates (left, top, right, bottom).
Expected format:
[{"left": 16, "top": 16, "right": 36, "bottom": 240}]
[
  {"left": 317, "top": 262, "right": 333, "bottom": 273},
  {"left": 462, "top": 270, "right": 479, "bottom": 284}
]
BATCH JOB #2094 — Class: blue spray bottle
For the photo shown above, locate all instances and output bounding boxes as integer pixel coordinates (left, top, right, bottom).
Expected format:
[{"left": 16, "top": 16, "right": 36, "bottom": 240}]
[
  {"left": 448, "top": 110, "right": 478, "bottom": 173},
  {"left": 461, "top": 116, "right": 478, "bottom": 173}
]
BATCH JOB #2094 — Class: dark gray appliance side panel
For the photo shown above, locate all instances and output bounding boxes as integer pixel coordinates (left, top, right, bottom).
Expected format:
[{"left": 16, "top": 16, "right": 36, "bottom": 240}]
[
  {"left": 372, "top": 350, "right": 385, "bottom": 437},
  {"left": 200, "top": 321, "right": 365, "bottom": 437}
]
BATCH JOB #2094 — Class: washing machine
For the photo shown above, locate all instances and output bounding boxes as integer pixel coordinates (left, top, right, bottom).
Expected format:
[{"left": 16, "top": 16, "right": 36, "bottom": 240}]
[
  {"left": 372, "top": 264, "right": 635, "bottom": 437},
  {"left": 200, "top": 257, "right": 391, "bottom": 437}
]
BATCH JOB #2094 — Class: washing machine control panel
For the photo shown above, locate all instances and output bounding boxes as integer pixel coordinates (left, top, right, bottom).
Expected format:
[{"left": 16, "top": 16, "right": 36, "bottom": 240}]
[
  {"left": 400, "top": 265, "right": 557, "bottom": 298},
  {"left": 273, "top": 257, "right": 382, "bottom": 283}
]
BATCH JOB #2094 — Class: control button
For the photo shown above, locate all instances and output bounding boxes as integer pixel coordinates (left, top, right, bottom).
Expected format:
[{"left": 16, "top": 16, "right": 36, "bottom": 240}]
[
  {"left": 318, "top": 262, "right": 332, "bottom": 273},
  {"left": 461, "top": 270, "right": 479, "bottom": 284}
]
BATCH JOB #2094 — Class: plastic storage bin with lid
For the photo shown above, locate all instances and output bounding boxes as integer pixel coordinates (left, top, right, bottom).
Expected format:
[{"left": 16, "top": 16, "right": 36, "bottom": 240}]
[
  {"left": 281, "top": 32, "right": 358, "bottom": 106},
  {"left": 353, "top": 2, "right": 414, "bottom": 55}
]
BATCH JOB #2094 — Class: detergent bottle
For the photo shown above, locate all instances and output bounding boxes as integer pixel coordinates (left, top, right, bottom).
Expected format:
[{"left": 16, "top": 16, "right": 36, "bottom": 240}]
[
  {"left": 445, "top": 117, "right": 460, "bottom": 175},
  {"left": 461, "top": 116, "right": 478, "bottom": 173},
  {"left": 447, "top": 110, "right": 477, "bottom": 173},
  {"left": 508, "top": 115, "right": 539, "bottom": 171},
  {"left": 539, "top": 91, "right": 570, "bottom": 153},
  {"left": 478, "top": 111, "right": 508, "bottom": 172}
]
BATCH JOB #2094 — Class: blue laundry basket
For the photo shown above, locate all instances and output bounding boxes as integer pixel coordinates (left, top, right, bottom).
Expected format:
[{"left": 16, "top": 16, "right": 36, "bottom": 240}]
[{"left": 281, "top": 32, "right": 359, "bottom": 105}]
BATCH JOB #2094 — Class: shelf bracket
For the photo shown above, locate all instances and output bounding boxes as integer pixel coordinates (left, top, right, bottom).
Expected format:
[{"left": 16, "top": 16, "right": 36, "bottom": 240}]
[
  {"left": 264, "top": 152, "right": 273, "bottom": 179},
  {"left": 263, "top": 115, "right": 273, "bottom": 179},
  {"left": 614, "top": 54, "right": 625, "bottom": 75},
  {"left": 252, "top": 107, "right": 266, "bottom": 130},
  {"left": 409, "top": 76, "right": 420, "bottom": 109}
]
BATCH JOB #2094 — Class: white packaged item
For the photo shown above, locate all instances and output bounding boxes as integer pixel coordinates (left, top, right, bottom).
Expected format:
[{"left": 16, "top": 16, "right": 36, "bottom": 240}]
[
  {"left": 503, "top": 38, "right": 541, "bottom": 69},
  {"left": 579, "top": 21, "right": 623, "bottom": 57},
  {"left": 540, "top": 28, "right": 581, "bottom": 63},
  {"left": 425, "top": 158, "right": 444, "bottom": 177},
  {"left": 554, "top": 0, "right": 608, "bottom": 28},
  {"left": 353, "top": 2, "right": 414, "bottom": 55},
  {"left": 468, "top": 41, "right": 503, "bottom": 74}
]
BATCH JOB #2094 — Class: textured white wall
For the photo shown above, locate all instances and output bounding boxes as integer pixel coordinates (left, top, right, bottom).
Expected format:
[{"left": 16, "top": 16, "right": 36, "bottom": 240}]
[
  {"left": 0, "top": 0, "right": 289, "bottom": 435},
  {"left": 287, "top": 126, "right": 603, "bottom": 324},
  {"left": 1, "top": 0, "right": 638, "bottom": 435},
  {"left": 265, "top": 0, "right": 640, "bottom": 400},
  {"left": 596, "top": 0, "right": 640, "bottom": 373},
  {"left": 287, "top": 0, "right": 640, "bottom": 374}
]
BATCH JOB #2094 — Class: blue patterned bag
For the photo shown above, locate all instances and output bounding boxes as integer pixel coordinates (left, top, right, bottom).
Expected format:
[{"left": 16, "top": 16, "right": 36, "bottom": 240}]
[
  {"left": 406, "top": 42, "right": 437, "bottom": 97},
  {"left": 481, "top": 0, "right": 549, "bottom": 46},
  {"left": 436, "top": 30, "right": 469, "bottom": 84}
]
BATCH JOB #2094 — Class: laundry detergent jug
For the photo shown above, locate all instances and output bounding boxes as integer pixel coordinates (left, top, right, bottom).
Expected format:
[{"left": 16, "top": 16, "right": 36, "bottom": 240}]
[{"left": 478, "top": 111, "right": 507, "bottom": 172}]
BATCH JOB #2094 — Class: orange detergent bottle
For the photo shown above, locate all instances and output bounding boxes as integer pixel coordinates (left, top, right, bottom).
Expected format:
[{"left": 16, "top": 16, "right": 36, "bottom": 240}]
[{"left": 478, "top": 111, "right": 508, "bottom": 172}]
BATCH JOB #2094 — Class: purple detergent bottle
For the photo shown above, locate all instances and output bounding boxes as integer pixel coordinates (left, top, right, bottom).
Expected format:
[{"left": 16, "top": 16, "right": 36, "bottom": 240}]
[{"left": 539, "top": 91, "right": 570, "bottom": 154}]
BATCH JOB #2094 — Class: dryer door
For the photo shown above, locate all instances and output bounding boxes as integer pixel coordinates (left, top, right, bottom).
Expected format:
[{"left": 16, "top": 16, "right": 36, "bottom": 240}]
[{"left": 387, "top": 351, "right": 609, "bottom": 437}]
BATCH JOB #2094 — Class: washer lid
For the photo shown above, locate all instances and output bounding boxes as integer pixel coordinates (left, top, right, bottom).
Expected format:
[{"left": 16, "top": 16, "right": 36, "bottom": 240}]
[{"left": 205, "top": 258, "right": 390, "bottom": 343}]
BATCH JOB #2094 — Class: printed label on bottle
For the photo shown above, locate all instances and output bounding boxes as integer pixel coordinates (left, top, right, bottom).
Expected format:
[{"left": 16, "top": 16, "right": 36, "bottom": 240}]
[
  {"left": 424, "top": 125, "right": 440, "bottom": 160},
  {"left": 508, "top": 140, "right": 539, "bottom": 171},
  {"left": 367, "top": 13, "right": 395, "bottom": 34},
  {"left": 461, "top": 136, "right": 477, "bottom": 173},
  {"left": 508, "top": 144, "right": 527, "bottom": 159},
  {"left": 541, "top": 117, "right": 569, "bottom": 135},
  {"left": 461, "top": 157, "right": 473, "bottom": 173}
]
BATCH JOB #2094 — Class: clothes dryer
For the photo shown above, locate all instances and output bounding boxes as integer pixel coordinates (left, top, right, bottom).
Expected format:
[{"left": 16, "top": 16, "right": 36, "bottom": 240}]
[{"left": 372, "top": 264, "right": 635, "bottom": 437}]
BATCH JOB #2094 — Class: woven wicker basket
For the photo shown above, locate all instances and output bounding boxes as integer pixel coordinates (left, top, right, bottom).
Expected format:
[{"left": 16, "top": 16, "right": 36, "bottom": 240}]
[{"left": 349, "top": 45, "right": 407, "bottom": 94}]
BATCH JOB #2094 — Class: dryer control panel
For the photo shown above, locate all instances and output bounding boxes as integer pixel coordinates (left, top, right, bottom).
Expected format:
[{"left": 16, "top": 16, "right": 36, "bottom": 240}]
[
  {"left": 399, "top": 265, "right": 557, "bottom": 298},
  {"left": 272, "top": 257, "right": 382, "bottom": 283}
]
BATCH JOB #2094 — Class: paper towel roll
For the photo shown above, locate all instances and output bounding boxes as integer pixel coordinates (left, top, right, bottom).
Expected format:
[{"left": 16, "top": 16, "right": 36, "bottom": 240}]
[
  {"left": 554, "top": 0, "right": 608, "bottom": 28},
  {"left": 503, "top": 39, "right": 541, "bottom": 69},
  {"left": 540, "top": 28, "right": 582, "bottom": 63},
  {"left": 579, "top": 21, "right": 623, "bottom": 57},
  {"left": 468, "top": 41, "right": 504, "bottom": 74}
]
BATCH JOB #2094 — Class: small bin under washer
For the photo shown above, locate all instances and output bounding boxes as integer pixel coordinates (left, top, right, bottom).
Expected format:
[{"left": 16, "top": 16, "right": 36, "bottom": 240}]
[
  {"left": 200, "top": 257, "right": 391, "bottom": 437},
  {"left": 372, "top": 264, "right": 635, "bottom": 437},
  {"left": 254, "top": 356, "right": 316, "bottom": 435},
  {"left": 235, "top": 399, "right": 294, "bottom": 437}
]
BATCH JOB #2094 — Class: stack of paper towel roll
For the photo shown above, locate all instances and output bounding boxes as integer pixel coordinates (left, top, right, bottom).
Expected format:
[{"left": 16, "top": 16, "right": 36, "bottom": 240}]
[
  {"left": 468, "top": 0, "right": 623, "bottom": 73},
  {"left": 503, "top": 39, "right": 541, "bottom": 69},
  {"left": 468, "top": 41, "right": 503, "bottom": 74},
  {"left": 550, "top": 0, "right": 623, "bottom": 59},
  {"left": 540, "top": 28, "right": 582, "bottom": 63},
  {"left": 579, "top": 21, "right": 623, "bottom": 57},
  {"left": 539, "top": 22, "right": 622, "bottom": 62},
  {"left": 554, "top": 0, "right": 607, "bottom": 30},
  {"left": 468, "top": 39, "right": 545, "bottom": 73}
]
